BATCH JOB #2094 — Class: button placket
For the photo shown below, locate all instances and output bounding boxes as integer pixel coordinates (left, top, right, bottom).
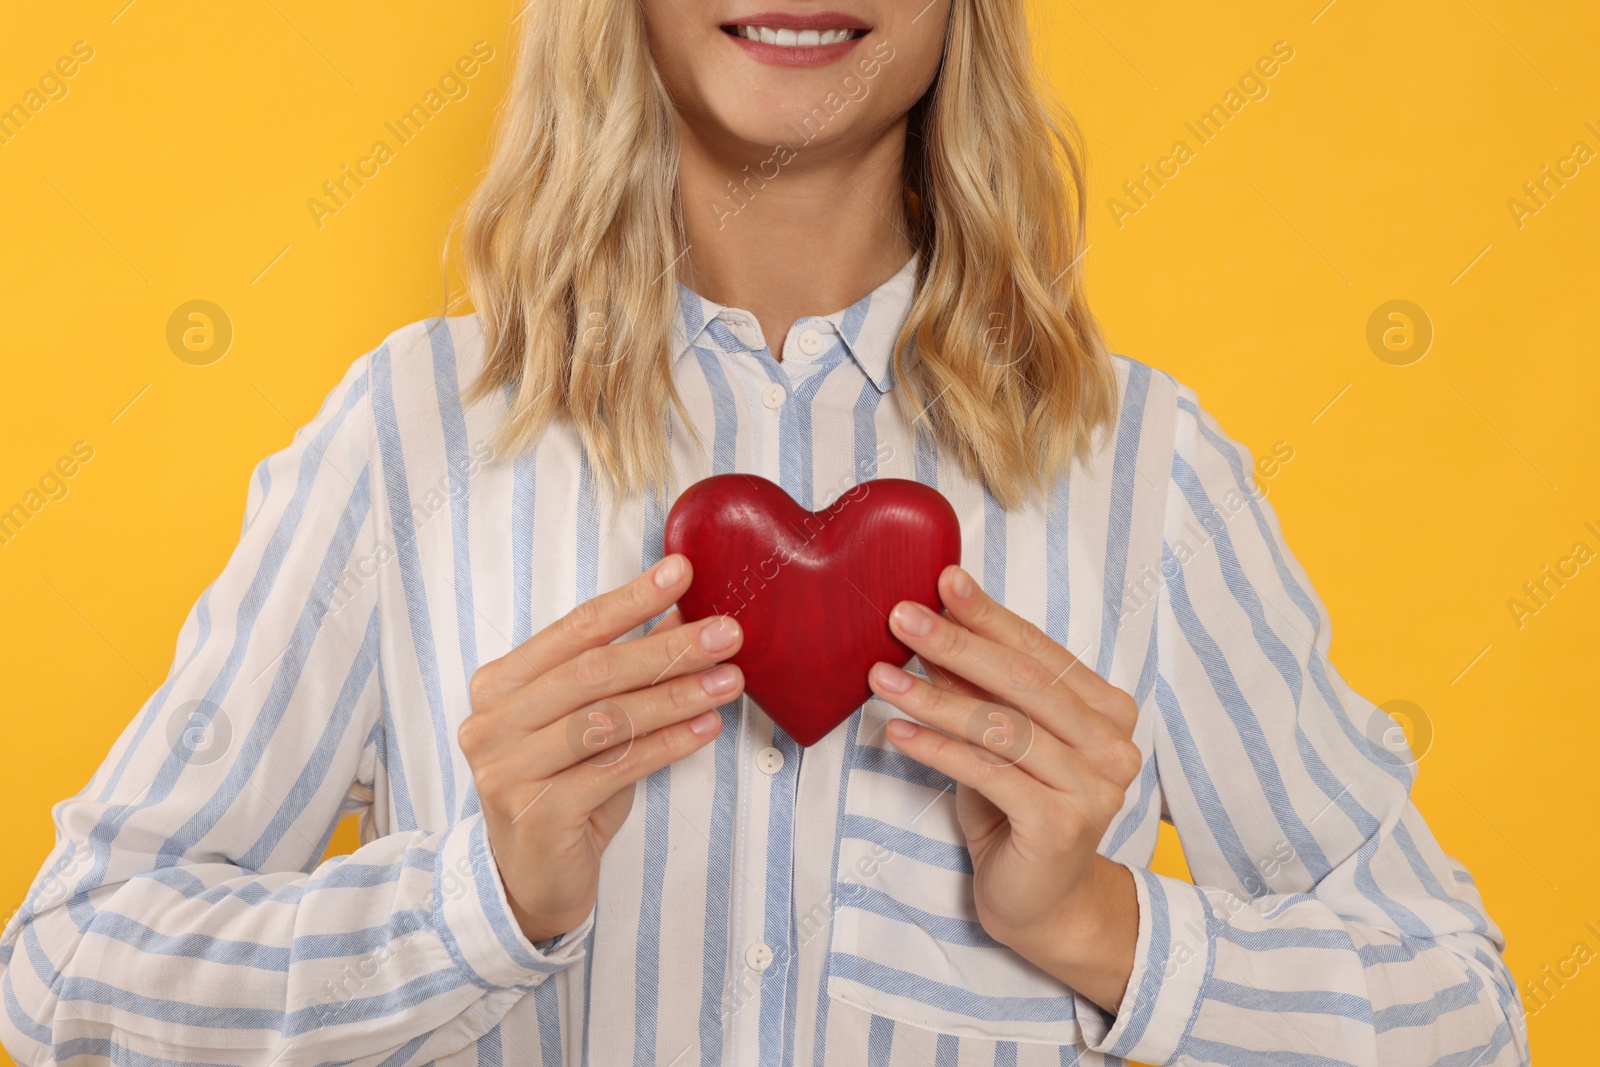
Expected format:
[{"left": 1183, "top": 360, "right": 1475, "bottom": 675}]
[{"left": 733, "top": 720, "right": 802, "bottom": 1060}]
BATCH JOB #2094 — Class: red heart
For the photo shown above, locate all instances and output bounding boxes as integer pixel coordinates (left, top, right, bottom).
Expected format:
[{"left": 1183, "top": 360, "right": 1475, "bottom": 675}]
[{"left": 662, "top": 474, "right": 962, "bottom": 747}]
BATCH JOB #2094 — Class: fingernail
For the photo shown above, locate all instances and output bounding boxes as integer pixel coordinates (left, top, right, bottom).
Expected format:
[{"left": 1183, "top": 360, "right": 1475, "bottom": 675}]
[
  {"left": 949, "top": 566, "right": 974, "bottom": 601},
  {"left": 872, "top": 661, "right": 913, "bottom": 693},
  {"left": 892, "top": 601, "right": 934, "bottom": 637},
  {"left": 654, "top": 555, "right": 685, "bottom": 589},
  {"left": 690, "top": 710, "right": 721, "bottom": 736},
  {"left": 701, "top": 664, "right": 740, "bottom": 694},
  {"left": 699, "top": 615, "right": 740, "bottom": 651},
  {"left": 886, "top": 718, "right": 917, "bottom": 740}
]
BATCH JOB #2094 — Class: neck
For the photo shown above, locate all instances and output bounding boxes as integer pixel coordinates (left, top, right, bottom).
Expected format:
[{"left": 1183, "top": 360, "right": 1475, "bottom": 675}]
[{"left": 674, "top": 117, "right": 916, "bottom": 360}]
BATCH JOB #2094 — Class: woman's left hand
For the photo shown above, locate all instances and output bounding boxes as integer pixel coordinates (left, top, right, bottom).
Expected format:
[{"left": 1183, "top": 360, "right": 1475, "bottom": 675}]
[{"left": 866, "top": 563, "right": 1144, "bottom": 994}]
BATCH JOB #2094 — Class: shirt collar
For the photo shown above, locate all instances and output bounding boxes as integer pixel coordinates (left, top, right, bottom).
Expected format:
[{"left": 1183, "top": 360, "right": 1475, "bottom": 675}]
[{"left": 670, "top": 251, "right": 920, "bottom": 393}]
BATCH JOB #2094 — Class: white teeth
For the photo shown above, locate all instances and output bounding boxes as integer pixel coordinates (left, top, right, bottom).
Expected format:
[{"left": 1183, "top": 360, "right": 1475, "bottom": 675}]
[{"left": 735, "top": 24, "right": 859, "bottom": 45}]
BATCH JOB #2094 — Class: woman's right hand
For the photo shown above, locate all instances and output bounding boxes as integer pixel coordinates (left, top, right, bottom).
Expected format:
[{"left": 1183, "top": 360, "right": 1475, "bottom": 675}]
[{"left": 459, "top": 553, "right": 743, "bottom": 945}]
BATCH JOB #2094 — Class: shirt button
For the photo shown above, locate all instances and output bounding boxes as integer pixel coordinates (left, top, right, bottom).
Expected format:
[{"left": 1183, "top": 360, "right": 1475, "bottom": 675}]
[
  {"left": 797, "top": 328, "right": 825, "bottom": 355},
  {"left": 761, "top": 383, "right": 786, "bottom": 410},
  {"left": 746, "top": 942, "right": 774, "bottom": 971},
  {"left": 756, "top": 746, "right": 784, "bottom": 775}
]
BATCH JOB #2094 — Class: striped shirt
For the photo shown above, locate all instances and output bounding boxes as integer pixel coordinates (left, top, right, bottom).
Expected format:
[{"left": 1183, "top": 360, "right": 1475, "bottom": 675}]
[{"left": 0, "top": 252, "right": 1527, "bottom": 1067}]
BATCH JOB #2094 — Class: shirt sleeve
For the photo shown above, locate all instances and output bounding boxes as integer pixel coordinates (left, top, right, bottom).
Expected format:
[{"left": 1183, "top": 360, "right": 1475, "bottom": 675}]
[
  {"left": 1073, "top": 379, "right": 1529, "bottom": 1066},
  {"left": 0, "top": 348, "right": 592, "bottom": 1067}
]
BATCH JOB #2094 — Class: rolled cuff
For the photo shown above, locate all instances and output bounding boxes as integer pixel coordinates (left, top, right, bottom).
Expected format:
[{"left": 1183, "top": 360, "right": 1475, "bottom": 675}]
[
  {"left": 1075, "top": 865, "right": 1216, "bottom": 1064},
  {"left": 433, "top": 813, "right": 594, "bottom": 990}
]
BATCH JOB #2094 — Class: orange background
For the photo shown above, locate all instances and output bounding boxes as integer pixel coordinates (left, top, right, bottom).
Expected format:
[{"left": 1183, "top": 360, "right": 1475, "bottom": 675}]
[{"left": 2, "top": 1, "right": 1596, "bottom": 1062}]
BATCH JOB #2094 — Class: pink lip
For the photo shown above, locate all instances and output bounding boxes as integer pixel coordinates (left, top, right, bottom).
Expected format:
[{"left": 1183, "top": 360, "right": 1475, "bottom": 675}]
[
  {"left": 721, "top": 13, "right": 870, "bottom": 68},
  {"left": 725, "top": 10, "right": 872, "bottom": 30}
]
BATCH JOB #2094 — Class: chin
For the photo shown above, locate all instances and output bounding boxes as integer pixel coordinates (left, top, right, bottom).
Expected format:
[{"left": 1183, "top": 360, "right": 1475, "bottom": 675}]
[{"left": 700, "top": 91, "right": 868, "bottom": 154}]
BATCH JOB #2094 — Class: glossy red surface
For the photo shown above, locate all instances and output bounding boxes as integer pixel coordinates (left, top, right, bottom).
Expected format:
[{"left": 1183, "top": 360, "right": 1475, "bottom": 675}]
[{"left": 663, "top": 474, "right": 961, "bottom": 747}]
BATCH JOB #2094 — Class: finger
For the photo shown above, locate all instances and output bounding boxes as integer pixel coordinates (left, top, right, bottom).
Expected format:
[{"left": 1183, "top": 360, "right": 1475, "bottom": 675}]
[
  {"left": 650, "top": 605, "right": 687, "bottom": 633},
  {"left": 535, "top": 608, "right": 739, "bottom": 707},
  {"left": 888, "top": 595, "right": 1130, "bottom": 754},
  {"left": 873, "top": 668, "right": 1133, "bottom": 840},
  {"left": 512, "top": 705, "right": 726, "bottom": 827},
  {"left": 505, "top": 662, "right": 745, "bottom": 779},
  {"left": 475, "top": 553, "right": 695, "bottom": 702},
  {"left": 892, "top": 719, "right": 1120, "bottom": 841},
  {"left": 917, "top": 658, "right": 994, "bottom": 703},
  {"left": 869, "top": 661, "right": 1114, "bottom": 802},
  {"left": 937, "top": 564, "right": 1127, "bottom": 719},
  {"left": 482, "top": 611, "right": 742, "bottom": 750},
  {"left": 870, "top": 709, "right": 1051, "bottom": 829}
]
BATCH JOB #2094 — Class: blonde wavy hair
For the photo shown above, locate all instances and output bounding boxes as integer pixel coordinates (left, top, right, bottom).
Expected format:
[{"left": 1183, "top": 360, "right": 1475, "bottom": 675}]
[{"left": 445, "top": 0, "right": 1118, "bottom": 512}]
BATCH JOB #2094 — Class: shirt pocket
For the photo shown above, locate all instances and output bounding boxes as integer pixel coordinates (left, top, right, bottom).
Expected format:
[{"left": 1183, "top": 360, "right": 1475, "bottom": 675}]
[{"left": 822, "top": 699, "right": 1088, "bottom": 1046}]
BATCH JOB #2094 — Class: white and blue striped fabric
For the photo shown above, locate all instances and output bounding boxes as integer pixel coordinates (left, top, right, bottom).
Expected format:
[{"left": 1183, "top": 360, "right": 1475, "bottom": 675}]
[{"left": 1, "top": 252, "right": 1527, "bottom": 1067}]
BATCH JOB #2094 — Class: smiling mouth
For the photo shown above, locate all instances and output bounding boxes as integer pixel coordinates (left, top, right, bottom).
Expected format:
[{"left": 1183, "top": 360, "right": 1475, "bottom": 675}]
[{"left": 720, "top": 24, "right": 868, "bottom": 46}]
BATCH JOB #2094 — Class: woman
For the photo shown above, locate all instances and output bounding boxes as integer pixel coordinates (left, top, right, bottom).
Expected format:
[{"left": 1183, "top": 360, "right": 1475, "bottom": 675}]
[{"left": 0, "top": 0, "right": 1526, "bottom": 1065}]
